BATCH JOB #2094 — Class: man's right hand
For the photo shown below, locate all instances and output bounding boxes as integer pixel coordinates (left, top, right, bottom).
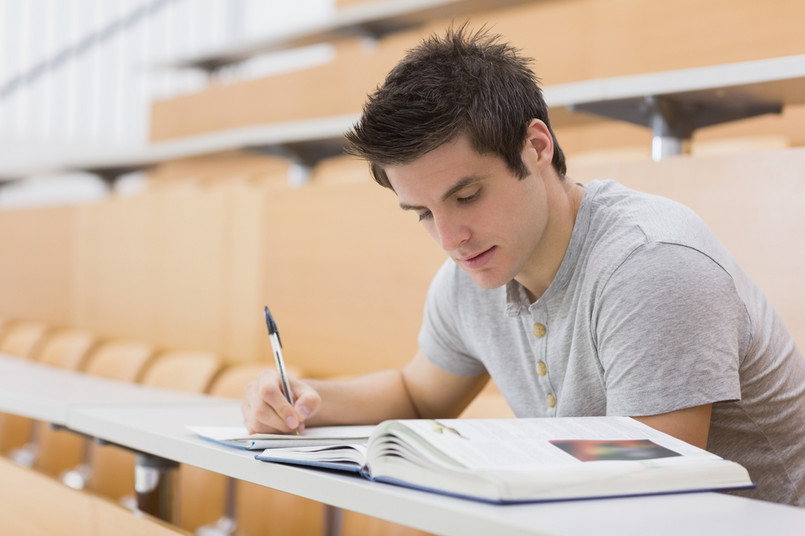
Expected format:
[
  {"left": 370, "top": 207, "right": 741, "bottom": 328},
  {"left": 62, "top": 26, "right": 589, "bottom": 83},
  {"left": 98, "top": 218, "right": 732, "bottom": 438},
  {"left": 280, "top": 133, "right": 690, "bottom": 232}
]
[{"left": 242, "top": 368, "right": 322, "bottom": 434}]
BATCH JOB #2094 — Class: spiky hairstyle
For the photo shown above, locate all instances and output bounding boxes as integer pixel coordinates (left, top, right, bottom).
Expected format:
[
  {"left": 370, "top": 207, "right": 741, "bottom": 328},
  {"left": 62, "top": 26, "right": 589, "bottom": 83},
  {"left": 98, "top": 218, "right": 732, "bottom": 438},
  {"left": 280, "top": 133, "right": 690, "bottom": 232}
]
[{"left": 345, "top": 24, "right": 566, "bottom": 188}]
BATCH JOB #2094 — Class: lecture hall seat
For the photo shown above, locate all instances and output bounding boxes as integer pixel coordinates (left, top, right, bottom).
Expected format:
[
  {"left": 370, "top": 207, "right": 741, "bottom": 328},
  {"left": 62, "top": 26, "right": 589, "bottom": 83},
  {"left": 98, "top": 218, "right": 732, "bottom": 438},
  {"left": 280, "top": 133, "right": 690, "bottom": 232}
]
[
  {"left": 193, "top": 361, "right": 325, "bottom": 536},
  {"left": 8, "top": 328, "right": 97, "bottom": 472},
  {"left": 0, "top": 319, "right": 49, "bottom": 360},
  {"left": 59, "top": 339, "right": 156, "bottom": 495},
  {"left": 80, "top": 346, "right": 216, "bottom": 500},
  {"left": 101, "top": 349, "right": 223, "bottom": 525},
  {"left": 0, "top": 320, "right": 50, "bottom": 454}
]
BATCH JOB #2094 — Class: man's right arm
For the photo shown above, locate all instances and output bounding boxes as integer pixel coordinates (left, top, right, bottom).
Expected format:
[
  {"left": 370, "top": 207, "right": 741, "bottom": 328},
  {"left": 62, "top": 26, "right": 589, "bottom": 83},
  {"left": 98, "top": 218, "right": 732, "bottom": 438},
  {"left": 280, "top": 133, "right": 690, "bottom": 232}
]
[{"left": 242, "top": 350, "right": 488, "bottom": 434}]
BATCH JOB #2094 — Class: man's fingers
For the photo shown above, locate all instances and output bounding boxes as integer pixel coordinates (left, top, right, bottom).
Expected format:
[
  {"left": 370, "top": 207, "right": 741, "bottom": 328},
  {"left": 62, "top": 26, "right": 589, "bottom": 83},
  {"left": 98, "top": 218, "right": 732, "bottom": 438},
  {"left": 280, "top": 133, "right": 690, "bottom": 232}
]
[
  {"left": 241, "top": 369, "right": 320, "bottom": 434},
  {"left": 288, "top": 376, "right": 321, "bottom": 423}
]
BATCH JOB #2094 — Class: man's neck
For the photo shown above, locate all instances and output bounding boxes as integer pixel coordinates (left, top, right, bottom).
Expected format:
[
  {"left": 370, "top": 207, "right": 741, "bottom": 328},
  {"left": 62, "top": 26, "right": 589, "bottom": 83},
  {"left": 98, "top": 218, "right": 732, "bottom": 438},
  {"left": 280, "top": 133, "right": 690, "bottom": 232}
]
[{"left": 518, "top": 179, "right": 585, "bottom": 302}]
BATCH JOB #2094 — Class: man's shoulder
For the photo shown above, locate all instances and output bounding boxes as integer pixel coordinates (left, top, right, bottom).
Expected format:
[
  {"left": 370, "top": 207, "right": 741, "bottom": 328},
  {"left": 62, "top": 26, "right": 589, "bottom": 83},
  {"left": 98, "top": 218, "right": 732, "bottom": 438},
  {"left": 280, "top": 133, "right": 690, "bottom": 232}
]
[{"left": 584, "top": 180, "right": 718, "bottom": 254}]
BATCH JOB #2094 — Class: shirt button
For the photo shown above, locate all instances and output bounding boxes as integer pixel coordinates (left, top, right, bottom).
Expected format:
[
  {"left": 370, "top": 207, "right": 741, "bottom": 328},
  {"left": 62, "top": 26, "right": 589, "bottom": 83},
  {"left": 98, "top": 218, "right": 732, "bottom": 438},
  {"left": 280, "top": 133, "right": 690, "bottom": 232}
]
[
  {"left": 532, "top": 323, "right": 546, "bottom": 337},
  {"left": 546, "top": 393, "right": 556, "bottom": 408},
  {"left": 536, "top": 361, "right": 548, "bottom": 376}
]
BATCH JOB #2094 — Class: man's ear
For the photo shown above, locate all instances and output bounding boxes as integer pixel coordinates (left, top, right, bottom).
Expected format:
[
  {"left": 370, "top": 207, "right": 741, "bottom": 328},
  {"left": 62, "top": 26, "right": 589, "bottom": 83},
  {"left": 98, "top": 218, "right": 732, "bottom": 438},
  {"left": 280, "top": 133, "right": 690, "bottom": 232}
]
[{"left": 524, "top": 119, "right": 554, "bottom": 169}]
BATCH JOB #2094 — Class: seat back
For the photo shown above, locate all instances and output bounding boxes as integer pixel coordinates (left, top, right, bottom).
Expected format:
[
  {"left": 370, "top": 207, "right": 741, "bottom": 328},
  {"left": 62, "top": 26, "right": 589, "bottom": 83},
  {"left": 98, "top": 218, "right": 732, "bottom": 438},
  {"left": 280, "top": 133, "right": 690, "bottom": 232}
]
[
  {"left": 40, "top": 339, "right": 154, "bottom": 479},
  {"left": 89, "top": 345, "right": 221, "bottom": 526},
  {"left": 140, "top": 350, "right": 221, "bottom": 393},
  {"left": 0, "top": 319, "right": 49, "bottom": 359},
  {"left": 190, "top": 362, "right": 325, "bottom": 536},
  {"left": 0, "top": 320, "right": 50, "bottom": 453},
  {"left": 83, "top": 340, "right": 156, "bottom": 499},
  {"left": 31, "top": 328, "right": 98, "bottom": 475},
  {"left": 137, "top": 350, "right": 223, "bottom": 532},
  {"left": 84, "top": 339, "right": 156, "bottom": 381},
  {"left": 36, "top": 328, "right": 97, "bottom": 370},
  {"left": 209, "top": 361, "right": 303, "bottom": 400}
]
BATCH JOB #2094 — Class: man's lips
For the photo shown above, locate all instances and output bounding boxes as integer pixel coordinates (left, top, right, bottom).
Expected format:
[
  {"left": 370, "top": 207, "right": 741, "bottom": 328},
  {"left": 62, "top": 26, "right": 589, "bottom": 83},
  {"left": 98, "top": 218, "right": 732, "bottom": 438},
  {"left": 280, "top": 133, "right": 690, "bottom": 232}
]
[{"left": 457, "top": 246, "right": 497, "bottom": 270}]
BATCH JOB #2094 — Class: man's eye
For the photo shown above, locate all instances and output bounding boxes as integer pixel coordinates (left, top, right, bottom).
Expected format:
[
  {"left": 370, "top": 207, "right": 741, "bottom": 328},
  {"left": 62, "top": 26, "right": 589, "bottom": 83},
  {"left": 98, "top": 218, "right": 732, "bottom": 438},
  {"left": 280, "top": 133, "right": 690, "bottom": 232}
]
[
  {"left": 457, "top": 190, "right": 480, "bottom": 203},
  {"left": 417, "top": 210, "right": 432, "bottom": 222}
]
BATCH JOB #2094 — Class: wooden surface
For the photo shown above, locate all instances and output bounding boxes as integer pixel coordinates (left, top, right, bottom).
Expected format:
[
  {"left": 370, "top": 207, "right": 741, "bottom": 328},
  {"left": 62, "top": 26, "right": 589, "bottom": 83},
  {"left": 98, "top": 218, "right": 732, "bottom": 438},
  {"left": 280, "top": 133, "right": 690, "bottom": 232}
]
[
  {"left": 150, "top": 0, "right": 805, "bottom": 142},
  {"left": 0, "top": 148, "right": 803, "bottom": 372},
  {"left": 0, "top": 457, "right": 191, "bottom": 536}
]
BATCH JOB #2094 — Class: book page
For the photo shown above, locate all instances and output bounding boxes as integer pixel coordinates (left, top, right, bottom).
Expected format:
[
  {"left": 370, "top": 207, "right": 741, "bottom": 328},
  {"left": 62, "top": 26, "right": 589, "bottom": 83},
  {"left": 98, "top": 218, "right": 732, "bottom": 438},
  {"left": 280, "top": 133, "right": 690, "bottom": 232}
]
[
  {"left": 391, "top": 417, "right": 718, "bottom": 471},
  {"left": 257, "top": 444, "right": 368, "bottom": 471}
]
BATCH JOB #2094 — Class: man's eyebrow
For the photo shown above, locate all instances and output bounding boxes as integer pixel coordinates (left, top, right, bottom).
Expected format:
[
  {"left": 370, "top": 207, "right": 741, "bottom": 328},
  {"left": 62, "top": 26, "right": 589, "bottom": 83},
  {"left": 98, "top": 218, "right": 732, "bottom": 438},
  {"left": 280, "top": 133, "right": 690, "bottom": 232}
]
[{"left": 399, "top": 176, "right": 483, "bottom": 211}]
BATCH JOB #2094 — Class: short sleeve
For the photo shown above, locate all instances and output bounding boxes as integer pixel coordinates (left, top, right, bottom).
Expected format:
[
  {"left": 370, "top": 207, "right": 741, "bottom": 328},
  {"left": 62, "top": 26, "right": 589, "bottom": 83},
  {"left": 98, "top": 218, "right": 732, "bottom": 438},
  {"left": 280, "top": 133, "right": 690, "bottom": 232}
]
[
  {"left": 594, "top": 242, "right": 748, "bottom": 416},
  {"left": 418, "top": 261, "right": 488, "bottom": 376}
]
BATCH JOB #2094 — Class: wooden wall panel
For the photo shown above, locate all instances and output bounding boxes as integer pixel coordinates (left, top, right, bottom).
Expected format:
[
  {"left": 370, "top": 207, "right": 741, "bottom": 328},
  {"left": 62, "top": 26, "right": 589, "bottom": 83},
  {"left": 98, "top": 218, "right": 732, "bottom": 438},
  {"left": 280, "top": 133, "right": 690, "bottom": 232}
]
[
  {"left": 571, "top": 147, "right": 805, "bottom": 350},
  {"left": 151, "top": 189, "right": 230, "bottom": 352},
  {"left": 72, "top": 196, "right": 161, "bottom": 341},
  {"left": 219, "top": 183, "right": 270, "bottom": 363},
  {"left": 71, "top": 182, "right": 268, "bottom": 362},
  {"left": 261, "top": 178, "right": 446, "bottom": 377},
  {"left": 0, "top": 206, "right": 74, "bottom": 325},
  {"left": 486, "top": 0, "right": 805, "bottom": 84}
]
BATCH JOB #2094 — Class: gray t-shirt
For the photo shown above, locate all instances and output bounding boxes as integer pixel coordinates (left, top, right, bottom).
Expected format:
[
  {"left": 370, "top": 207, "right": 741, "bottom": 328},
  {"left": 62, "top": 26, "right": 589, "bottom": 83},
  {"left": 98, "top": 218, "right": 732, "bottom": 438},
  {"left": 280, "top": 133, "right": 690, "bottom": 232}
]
[{"left": 419, "top": 179, "right": 805, "bottom": 506}]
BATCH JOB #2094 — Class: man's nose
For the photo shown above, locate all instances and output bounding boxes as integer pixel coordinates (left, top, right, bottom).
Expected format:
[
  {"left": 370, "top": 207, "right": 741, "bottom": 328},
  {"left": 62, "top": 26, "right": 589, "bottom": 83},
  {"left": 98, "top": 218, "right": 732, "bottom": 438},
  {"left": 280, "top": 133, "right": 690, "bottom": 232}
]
[{"left": 433, "top": 213, "right": 470, "bottom": 252}]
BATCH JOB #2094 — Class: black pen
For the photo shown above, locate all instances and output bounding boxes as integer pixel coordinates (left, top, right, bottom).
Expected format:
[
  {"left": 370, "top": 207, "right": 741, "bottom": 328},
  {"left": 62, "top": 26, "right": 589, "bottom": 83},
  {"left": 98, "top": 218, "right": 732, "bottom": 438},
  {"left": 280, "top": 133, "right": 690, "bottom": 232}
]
[{"left": 264, "top": 306, "right": 297, "bottom": 432}]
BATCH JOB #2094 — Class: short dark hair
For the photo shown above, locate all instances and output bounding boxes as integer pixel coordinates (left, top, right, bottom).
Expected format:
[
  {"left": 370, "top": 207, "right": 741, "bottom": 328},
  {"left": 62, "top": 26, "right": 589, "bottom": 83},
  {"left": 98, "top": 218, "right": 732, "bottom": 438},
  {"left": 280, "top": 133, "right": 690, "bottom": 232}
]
[{"left": 345, "top": 24, "right": 567, "bottom": 188}]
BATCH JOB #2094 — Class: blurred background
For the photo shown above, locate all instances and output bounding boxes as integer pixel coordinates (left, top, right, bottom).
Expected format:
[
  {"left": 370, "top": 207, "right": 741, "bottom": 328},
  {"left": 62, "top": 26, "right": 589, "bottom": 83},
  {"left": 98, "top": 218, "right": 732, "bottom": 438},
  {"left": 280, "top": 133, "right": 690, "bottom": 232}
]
[
  {"left": 0, "top": 0, "right": 334, "bottom": 207},
  {"left": 1, "top": 0, "right": 803, "bottom": 373}
]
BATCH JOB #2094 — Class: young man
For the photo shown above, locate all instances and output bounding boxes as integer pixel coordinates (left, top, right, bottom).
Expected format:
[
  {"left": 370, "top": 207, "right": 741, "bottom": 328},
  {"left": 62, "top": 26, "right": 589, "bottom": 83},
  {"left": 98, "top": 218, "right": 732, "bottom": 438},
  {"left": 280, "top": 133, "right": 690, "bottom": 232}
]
[{"left": 243, "top": 26, "right": 805, "bottom": 506}]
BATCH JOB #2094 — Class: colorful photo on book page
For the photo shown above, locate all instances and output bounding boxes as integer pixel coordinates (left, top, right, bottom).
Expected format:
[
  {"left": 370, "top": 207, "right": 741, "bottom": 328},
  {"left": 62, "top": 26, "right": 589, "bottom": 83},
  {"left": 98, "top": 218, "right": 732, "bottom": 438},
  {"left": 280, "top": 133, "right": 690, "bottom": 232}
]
[{"left": 549, "top": 439, "right": 681, "bottom": 462}]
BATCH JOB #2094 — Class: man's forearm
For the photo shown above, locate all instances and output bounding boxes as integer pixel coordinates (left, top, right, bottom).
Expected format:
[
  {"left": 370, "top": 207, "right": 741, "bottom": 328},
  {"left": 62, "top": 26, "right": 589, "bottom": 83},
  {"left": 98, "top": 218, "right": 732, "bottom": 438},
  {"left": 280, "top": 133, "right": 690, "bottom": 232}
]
[{"left": 304, "top": 369, "right": 420, "bottom": 427}]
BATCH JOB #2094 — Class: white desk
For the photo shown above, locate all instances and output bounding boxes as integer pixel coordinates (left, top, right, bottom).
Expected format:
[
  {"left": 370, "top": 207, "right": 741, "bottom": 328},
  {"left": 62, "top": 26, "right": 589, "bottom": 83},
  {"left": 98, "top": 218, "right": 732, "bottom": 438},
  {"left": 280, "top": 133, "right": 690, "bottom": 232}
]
[
  {"left": 67, "top": 404, "right": 805, "bottom": 536},
  {"left": 545, "top": 53, "right": 805, "bottom": 159},
  {"left": 3, "top": 353, "right": 805, "bottom": 535},
  {"left": 0, "top": 114, "right": 359, "bottom": 184},
  {"left": 0, "top": 355, "right": 225, "bottom": 425}
]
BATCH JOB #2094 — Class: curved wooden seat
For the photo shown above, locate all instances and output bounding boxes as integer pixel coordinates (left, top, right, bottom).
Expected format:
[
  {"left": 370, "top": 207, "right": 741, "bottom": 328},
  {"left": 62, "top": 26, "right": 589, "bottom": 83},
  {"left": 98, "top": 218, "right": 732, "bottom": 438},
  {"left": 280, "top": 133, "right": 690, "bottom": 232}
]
[
  {"left": 35, "top": 327, "right": 97, "bottom": 371},
  {"left": 140, "top": 349, "right": 222, "bottom": 394},
  {"left": 0, "top": 319, "right": 49, "bottom": 359},
  {"left": 192, "top": 361, "right": 325, "bottom": 536},
  {"left": 10, "top": 328, "right": 97, "bottom": 473},
  {"left": 83, "top": 349, "right": 223, "bottom": 523},
  {"left": 0, "top": 320, "right": 50, "bottom": 454},
  {"left": 66, "top": 340, "right": 156, "bottom": 498}
]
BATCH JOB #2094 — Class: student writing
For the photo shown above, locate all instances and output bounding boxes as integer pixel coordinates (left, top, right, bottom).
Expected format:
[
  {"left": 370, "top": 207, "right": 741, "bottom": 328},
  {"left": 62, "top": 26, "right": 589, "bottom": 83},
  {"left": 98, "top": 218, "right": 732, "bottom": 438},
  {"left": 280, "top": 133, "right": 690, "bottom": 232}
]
[{"left": 242, "top": 25, "right": 805, "bottom": 507}]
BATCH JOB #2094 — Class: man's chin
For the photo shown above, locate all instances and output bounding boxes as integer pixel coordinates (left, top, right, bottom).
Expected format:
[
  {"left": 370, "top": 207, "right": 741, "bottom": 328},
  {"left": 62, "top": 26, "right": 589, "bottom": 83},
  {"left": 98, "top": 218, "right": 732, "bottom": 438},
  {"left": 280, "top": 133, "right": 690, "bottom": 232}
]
[{"left": 464, "top": 269, "right": 509, "bottom": 290}]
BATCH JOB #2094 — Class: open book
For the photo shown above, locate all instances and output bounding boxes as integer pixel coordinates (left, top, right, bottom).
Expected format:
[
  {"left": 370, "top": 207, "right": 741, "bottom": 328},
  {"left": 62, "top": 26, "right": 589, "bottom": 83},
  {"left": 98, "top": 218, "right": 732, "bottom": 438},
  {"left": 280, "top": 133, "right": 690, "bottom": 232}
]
[{"left": 250, "top": 417, "right": 754, "bottom": 503}]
